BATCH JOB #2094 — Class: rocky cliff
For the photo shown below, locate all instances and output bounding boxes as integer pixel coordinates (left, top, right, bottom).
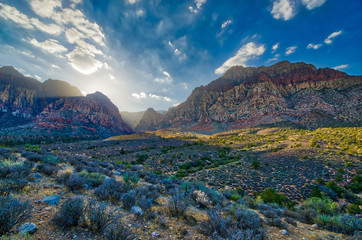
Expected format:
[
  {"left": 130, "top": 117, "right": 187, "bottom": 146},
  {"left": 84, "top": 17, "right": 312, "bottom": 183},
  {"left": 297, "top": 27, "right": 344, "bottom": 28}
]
[
  {"left": 135, "top": 108, "right": 164, "bottom": 132},
  {"left": 142, "top": 61, "right": 362, "bottom": 132},
  {"left": 0, "top": 66, "right": 133, "bottom": 140}
]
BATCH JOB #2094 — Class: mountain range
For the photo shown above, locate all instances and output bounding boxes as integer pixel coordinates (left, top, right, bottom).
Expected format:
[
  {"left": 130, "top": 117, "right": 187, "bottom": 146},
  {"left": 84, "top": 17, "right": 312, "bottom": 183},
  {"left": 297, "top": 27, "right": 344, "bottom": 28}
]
[
  {"left": 0, "top": 66, "right": 133, "bottom": 143},
  {"left": 136, "top": 61, "right": 361, "bottom": 133},
  {"left": 1, "top": 61, "right": 361, "bottom": 142}
]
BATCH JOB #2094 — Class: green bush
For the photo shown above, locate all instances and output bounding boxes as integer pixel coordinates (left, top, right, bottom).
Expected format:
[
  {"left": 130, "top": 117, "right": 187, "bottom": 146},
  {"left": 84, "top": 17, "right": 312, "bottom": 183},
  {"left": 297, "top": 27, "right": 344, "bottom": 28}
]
[
  {"left": 231, "top": 194, "right": 240, "bottom": 202},
  {"left": 260, "top": 188, "right": 294, "bottom": 208},
  {"left": 311, "top": 186, "right": 323, "bottom": 198},
  {"left": 251, "top": 160, "right": 260, "bottom": 170},
  {"left": 78, "top": 170, "right": 106, "bottom": 188},
  {"left": 346, "top": 204, "right": 361, "bottom": 214},
  {"left": 175, "top": 169, "right": 188, "bottom": 178},
  {"left": 314, "top": 214, "right": 361, "bottom": 235},
  {"left": 302, "top": 197, "right": 338, "bottom": 216}
]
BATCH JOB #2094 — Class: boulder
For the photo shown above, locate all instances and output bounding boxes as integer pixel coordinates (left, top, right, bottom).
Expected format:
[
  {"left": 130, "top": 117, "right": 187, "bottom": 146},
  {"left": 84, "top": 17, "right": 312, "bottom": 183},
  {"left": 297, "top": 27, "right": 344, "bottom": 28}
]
[
  {"left": 42, "top": 195, "right": 60, "bottom": 206},
  {"left": 18, "top": 222, "right": 37, "bottom": 234}
]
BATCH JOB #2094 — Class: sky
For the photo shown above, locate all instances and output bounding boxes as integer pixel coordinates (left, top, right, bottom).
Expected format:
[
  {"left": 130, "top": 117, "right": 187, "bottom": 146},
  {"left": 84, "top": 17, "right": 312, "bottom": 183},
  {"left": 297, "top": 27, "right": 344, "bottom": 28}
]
[{"left": 0, "top": 0, "right": 361, "bottom": 112}]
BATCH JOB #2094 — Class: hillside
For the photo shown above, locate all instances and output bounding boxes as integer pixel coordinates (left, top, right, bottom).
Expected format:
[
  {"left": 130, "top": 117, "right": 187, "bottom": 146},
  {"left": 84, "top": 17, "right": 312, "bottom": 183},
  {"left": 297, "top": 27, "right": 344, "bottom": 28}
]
[
  {"left": 0, "top": 66, "right": 133, "bottom": 142},
  {"left": 138, "top": 61, "right": 362, "bottom": 132}
]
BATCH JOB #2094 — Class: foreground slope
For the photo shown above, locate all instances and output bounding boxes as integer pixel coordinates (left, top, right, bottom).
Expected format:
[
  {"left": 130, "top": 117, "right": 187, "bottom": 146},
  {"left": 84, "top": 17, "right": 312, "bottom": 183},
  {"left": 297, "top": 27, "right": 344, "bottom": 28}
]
[{"left": 0, "top": 66, "right": 133, "bottom": 142}]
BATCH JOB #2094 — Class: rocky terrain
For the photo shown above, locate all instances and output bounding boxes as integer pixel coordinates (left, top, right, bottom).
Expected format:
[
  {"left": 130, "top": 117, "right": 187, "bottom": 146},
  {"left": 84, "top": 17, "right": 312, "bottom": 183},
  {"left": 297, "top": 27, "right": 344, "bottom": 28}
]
[
  {"left": 137, "top": 61, "right": 362, "bottom": 133},
  {"left": 0, "top": 66, "right": 133, "bottom": 142},
  {"left": 0, "top": 127, "right": 360, "bottom": 239}
]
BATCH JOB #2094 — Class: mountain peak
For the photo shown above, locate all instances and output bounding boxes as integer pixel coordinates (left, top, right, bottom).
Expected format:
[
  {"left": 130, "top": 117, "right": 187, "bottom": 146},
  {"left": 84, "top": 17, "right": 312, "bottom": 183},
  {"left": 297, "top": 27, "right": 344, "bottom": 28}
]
[{"left": 0, "top": 66, "right": 24, "bottom": 78}]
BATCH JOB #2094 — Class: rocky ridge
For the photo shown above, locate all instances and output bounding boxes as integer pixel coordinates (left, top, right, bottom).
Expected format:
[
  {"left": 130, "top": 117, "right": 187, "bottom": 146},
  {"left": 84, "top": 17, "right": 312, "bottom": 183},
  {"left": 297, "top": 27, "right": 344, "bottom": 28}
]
[
  {"left": 138, "top": 61, "right": 362, "bottom": 132},
  {"left": 0, "top": 66, "right": 133, "bottom": 140}
]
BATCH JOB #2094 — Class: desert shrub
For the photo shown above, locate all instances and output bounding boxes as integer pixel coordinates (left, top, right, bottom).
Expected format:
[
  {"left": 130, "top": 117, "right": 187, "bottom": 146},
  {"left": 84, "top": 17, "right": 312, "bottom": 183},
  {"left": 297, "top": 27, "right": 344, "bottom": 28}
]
[
  {"left": 52, "top": 197, "right": 85, "bottom": 229},
  {"left": 104, "top": 217, "right": 135, "bottom": 240},
  {"left": 301, "top": 197, "right": 338, "bottom": 216},
  {"left": 314, "top": 214, "right": 362, "bottom": 235},
  {"left": 42, "top": 155, "right": 59, "bottom": 164},
  {"left": 284, "top": 217, "right": 297, "bottom": 226},
  {"left": 316, "top": 178, "right": 326, "bottom": 185},
  {"left": 85, "top": 200, "right": 110, "bottom": 233},
  {"left": 346, "top": 204, "right": 362, "bottom": 214},
  {"left": 311, "top": 186, "right": 323, "bottom": 198},
  {"left": 95, "top": 179, "right": 130, "bottom": 202},
  {"left": 335, "top": 173, "right": 343, "bottom": 182},
  {"left": 168, "top": 192, "right": 188, "bottom": 217},
  {"left": 199, "top": 208, "right": 264, "bottom": 240},
  {"left": 37, "top": 163, "right": 58, "bottom": 176},
  {"left": 137, "top": 196, "right": 153, "bottom": 212},
  {"left": 78, "top": 170, "right": 106, "bottom": 187},
  {"left": 122, "top": 173, "right": 130, "bottom": 184},
  {"left": 65, "top": 175, "right": 86, "bottom": 191},
  {"left": 297, "top": 208, "right": 317, "bottom": 224},
  {"left": 175, "top": 169, "right": 188, "bottom": 178},
  {"left": 21, "top": 152, "right": 42, "bottom": 162},
  {"left": 242, "top": 195, "right": 258, "bottom": 209},
  {"left": 121, "top": 191, "right": 136, "bottom": 210},
  {"left": 192, "top": 190, "right": 212, "bottom": 208},
  {"left": 0, "top": 196, "right": 32, "bottom": 235},
  {"left": 346, "top": 175, "right": 362, "bottom": 194},
  {"left": 0, "top": 179, "right": 28, "bottom": 195},
  {"left": 260, "top": 188, "right": 294, "bottom": 208},
  {"left": 251, "top": 160, "right": 260, "bottom": 170},
  {"left": 0, "top": 163, "right": 31, "bottom": 180},
  {"left": 265, "top": 217, "right": 287, "bottom": 229},
  {"left": 0, "top": 233, "right": 31, "bottom": 240}
]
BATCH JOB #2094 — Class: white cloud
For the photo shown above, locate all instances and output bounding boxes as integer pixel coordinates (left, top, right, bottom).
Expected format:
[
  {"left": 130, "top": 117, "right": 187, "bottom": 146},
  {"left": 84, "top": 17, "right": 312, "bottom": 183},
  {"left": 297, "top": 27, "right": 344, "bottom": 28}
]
[
  {"left": 29, "top": 38, "right": 67, "bottom": 54},
  {"left": 181, "top": 82, "right": 189, "bottom": 90},
  {"left": 266, "top": 54, "right": 280, "bottom": 63},
  {"left": 324, "top": 30, "right": 342, "bottom": 44},
  {"left": 215, "top": 42, "right": 265, "bottom": 74},
  {"left": 149, "top": 93, "right": 162, "bottom": 100},
  {"left": 154, "top": 70, "right": 173, "bottom": 84},
  {"left": 21, "top": 50, "right": 34, "bottom": 58},
  {"left": 285, "top": 46, "right": 297, "bottom": 55},
  {"left": 271, "top": 42, "right": 279, "bottom": 53},
  {"left": 271, "top": 0, "right": 295, "bottom": 21},
  {"left": 29, "top": 0, "right": 62, "bottom": 18},
  {"left": 51, "top": 64, "right": 60, "bottom": 69},
  {"left": 221, "top": 20, "right": 232, "bottom": 29},
  {"left": 136, "top": 9, "right": 145, "bottom": 17},
  {"left": 0, "top": 3, "right": 63, "bottom": 35},
  {"left": 307, "top": 43, "right": 322, "bottom": 49},
  {"left": 189, "top": 0, "right": 207, "bottom": 13},
  {"left": 301, "top": 0, "right": 327, "bottom": 10},
  {"left": 127, "top": 0, "right": 137, "bottom": 4},
  {"left": 132, "top": 92, "right": 170, "bottom": 102},
  {"left": 196, "top": 0, "right": 207, "bottom": 9},
  {"left": 34, "top": 74, "right": 42, "bottom": 80},
  {"left": 67, "top": 47, "right": 103, "bottom": 75},
  {"left": 333, "top": 64, "right": 348, "bottom": 70},
  {"left": 30, "top": 18, "right": 62, "bottom": 35},
  {"left": 132, "top": 92, "right": 147, "bottom": 100},
  {"left": 0, "top": 3, "right": 33, "bottom": 29},
  {"left": 52, "top": 8, "right": 105, "bottom": 46},
  {"left": 168, "top": 41, "right": 187, "bottom": 61}
]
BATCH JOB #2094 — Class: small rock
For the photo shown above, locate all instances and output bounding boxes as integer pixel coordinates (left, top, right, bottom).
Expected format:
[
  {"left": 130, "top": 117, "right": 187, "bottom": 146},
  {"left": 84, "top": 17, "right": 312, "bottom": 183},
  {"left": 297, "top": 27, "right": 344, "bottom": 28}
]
[
  {"left": 34, "top": 173, "right": 42, "bottom": 179},
  {"left": 130, "top": 206, "right": 144, "bottom": 216},
  {"left": 44, "top": 207, "right": 51, "bottom": 211},
  {"left": 280, "top": 229, "right": 288, "bottom": 235},
  {"left": 18, "top": 222, "right": 37, "bottom": 234},
  {"left": 312, "top": 224, "right": 318, "bottom": 229},
  {"left": 151, "top": 232, "right": 160, "bottom": 237},
  {"left": 115, "top": 171, "right": 121, "bottom": 176},
  {"left": 42, "top": 195, "right": 60, "bottom": 206}
]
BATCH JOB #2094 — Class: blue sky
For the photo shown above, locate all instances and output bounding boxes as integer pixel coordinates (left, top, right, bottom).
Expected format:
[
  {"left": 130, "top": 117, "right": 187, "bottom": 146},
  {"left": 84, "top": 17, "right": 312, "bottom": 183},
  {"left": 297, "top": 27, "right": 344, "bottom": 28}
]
[{"left": 0, "top": 0, "right": 361, "bottom": 111}]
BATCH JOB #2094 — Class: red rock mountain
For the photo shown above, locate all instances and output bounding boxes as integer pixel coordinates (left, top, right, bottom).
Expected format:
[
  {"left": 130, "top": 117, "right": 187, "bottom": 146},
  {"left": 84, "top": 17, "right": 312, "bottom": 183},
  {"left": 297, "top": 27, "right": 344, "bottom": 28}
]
[
  {"left": 139, "top": 61, "right": 362, "bottom": 132},
  {"left": 0, "top": 66, "right": 133, "bottom": 141}
]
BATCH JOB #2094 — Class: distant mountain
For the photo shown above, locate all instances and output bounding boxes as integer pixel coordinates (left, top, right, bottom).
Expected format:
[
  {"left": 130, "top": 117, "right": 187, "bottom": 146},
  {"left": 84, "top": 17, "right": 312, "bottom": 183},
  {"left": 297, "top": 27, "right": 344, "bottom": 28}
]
[
  {"left": 120, "top": 111, "right": 145, "bottom": 129},
  {"left": 139, "top": 61, "right": 362, "bottom": 132},
  {"left": 135, "top": 108, "right": 164, "bottom": 132},
  {"left": 0, "top": 66, "right": 133, "bottom": 142}
]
